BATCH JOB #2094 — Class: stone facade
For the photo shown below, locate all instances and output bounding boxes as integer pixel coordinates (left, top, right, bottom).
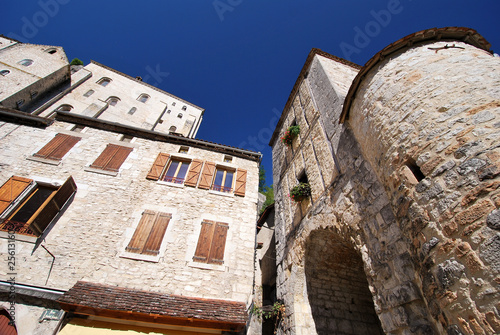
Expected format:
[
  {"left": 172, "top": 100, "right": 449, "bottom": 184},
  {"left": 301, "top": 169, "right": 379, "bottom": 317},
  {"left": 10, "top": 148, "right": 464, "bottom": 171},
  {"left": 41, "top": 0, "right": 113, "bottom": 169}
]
[
  {"left": 0, "top": 39, "right": 260, "bottom": 335},
  {"left": 270, "top": 28, "right": 500, "bottom": 334}
]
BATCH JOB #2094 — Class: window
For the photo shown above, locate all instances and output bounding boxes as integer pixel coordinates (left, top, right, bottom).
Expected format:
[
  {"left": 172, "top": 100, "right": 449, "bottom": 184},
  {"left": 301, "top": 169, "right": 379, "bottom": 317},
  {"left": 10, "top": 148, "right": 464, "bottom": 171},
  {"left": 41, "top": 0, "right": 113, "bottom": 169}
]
[
  {"left": 179, "top": 146, "right": 189, "bottom": 154},
  {"left": 223, "top": 155, "right": 232, "bottom": 163},
  {"left": 0, "top": 176, "right": 77, "bottom": 237},
  {"left": 162, "top": 159, "right": 190, "bottom": 184},
  {"left": 0, "top": 70, "right": 10, "bottom": 76},
  {"left": 71, "top": 125, "right": 85, "bottom": 132},
  {"left": 182, "top": 106, "right": 187, "bottom": 111},
  {"left": 33, "top": 133, "right": 81, "bottom": 161},
  {"left": 166, "top": 110, "right": 171, "bottom": 114},
  {"left": 193, "top": 220, "right": 229, "bottom": 265},
  {"left": 172, "top": 102, "right": 176, "bottom": 106},
  {"left": 128, "top": 107, "right": 137, "bottom": 115},
  {"left": 146, "top": 153, "right": 203, "bottom": 187},
  {"left": 198, "top": 162, "right": 247, "bottom": 196},
  {"left": 97, "top": 78, "right": 111, "bottom": 86},
  {"left": 125, "top": 210, "right": 171, "bottom": 256},
  {"left": 18, "top": 59, "right": 33, "bottom": 66},
  {"left": 212, "top": 168, "right": 234, "bottom": 193},
  {"left": 83, "top": 89, "right": 94, "bottom": 97},
  {"left": 169, "top": 126, "right": 177, "bottom": 133},
  {"left": 120, "top": 135, "right": 133, "bottom": 143},
  {"left": 107, "top": 97, "right": 119, "bottom": 106},
  {"left": 46, "top": 48, "right": 57, "bottom": 54},
  {"left": 30, "top": 91, "right": 38, "bottom": 98},
  {"left": 137, "top": 94, "right": 150, "bottom": 103},
  {"left": 16, "top": 99, "right": 25, "bottom": 108},
  {"left": 90, "top": 144, "right": 133, "bottom": 172},
  {"left": 177, "top": 113, "right": 183, "bottom": 118}
]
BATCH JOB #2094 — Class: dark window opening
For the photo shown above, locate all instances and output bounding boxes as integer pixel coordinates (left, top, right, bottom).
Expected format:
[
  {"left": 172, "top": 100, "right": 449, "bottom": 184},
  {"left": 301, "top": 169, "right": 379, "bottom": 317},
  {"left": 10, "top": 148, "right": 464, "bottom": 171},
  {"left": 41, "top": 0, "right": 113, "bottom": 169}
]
[
  {"left": 406, "top": 159, "right": 425, "bottom": 182},
  {"left": 10, "top": 185, "right": 57, "bottom": 223},
  {"left": 298, "top": 171, "right": 308, "bottom": 184}
]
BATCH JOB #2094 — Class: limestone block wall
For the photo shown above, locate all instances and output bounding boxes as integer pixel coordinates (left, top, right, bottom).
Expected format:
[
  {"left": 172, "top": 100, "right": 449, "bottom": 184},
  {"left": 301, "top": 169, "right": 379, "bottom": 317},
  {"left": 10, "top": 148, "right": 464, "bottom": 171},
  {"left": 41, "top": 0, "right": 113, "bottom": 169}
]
[
  {"left": 0, "top": 42, "right": 69, "bottom": 111},
  {"left": 0, "top": 119, "right": 259, "bottom": 306},
  {"left": 39, "top": 62, "right": 204, "bottom": 138},
  {"left": 348, "top": 41, "right": 500, "bottom": 334}
]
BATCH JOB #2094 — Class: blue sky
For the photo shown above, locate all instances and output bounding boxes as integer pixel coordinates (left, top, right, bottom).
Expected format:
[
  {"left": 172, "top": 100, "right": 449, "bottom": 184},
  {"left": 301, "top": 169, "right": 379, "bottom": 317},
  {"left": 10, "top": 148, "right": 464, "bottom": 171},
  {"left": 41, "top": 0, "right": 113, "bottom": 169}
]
[{"left": 3, "top": 0, "right": 499, "bottom": 186}]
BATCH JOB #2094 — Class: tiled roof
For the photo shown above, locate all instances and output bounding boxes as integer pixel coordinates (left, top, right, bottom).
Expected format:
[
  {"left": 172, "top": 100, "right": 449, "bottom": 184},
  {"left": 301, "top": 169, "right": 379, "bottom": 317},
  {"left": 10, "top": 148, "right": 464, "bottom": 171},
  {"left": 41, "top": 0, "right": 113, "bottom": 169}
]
[{"left": 58, "top": 281, "right": 247, "bottom": 331}]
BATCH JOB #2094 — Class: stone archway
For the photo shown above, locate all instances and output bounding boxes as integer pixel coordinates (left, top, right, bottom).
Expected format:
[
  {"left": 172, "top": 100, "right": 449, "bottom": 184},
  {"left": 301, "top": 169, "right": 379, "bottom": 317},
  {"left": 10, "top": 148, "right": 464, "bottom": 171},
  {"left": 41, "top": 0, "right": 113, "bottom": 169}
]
[{"left": 305, "top": 230, "right": 383, "bottom": 335}]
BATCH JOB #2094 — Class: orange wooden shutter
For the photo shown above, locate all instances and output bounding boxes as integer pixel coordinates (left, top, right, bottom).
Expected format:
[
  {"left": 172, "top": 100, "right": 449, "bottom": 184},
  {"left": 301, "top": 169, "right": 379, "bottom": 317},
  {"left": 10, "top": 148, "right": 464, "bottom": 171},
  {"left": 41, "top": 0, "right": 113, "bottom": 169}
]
[
  {"left": 143, "top": 212, "right": 171, "bottom": 255},
  {"left": 193, "top": 220, "right": 215, "bottom": 262},
  {"left": 0, "top": 176, "right": 33, "bottom": 214},
  {"left": 146, "top": 153, "right": 170, "bottom": 180},
  {"left": 126, "top": 210, "right": 156, "bottom": 253},
  {"left": 234, "top": 169, "right": 247, "bottom": 196},
  {"left": 30, "top": 176, "right": 77, "bottom": 236},
  {"left": 34, "top": 133, "right": 80, "bottom": 161},
  {"left": 90, "top": 144, "right": 132, "bottom": 172},
  {"left": 184, "top": 159, "right": 203, "bottom": 187},
  {"left": 198, "top": 162, "right": 215, "bottom": 190},
  {"left": 208, "top": 222, "right": 229, "bottom": 265},
  {"left": 105, "top": 146, "right": 133, "bottom": 172}
]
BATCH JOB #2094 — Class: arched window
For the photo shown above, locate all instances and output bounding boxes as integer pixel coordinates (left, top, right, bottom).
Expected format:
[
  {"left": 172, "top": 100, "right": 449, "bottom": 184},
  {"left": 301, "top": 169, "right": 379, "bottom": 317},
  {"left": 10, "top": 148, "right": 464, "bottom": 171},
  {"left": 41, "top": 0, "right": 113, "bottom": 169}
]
[
  {"left": 18, "top": 59, "right": 33, "bottom": 66},
  {"left": 169, "top": 126, "right": 177, "bottom": 132},
  {"left": 106, "top": 97, "right": 120, "bottom": 106},
  {"left": 177, "top": 113, "right": 183, "bottom": 118},
  {"left": 97, "top": 78, "right": 111, "bottom": 86},
  {"left": 46, "top": 48, "right": 57, "bottom": 54},
  {"left": 137, "top": 94, "right": 150, "bottom": 103},
  {"left": 0, "top": 70, "right": 10, "bottom": 76},
  {"left": 83, "top": 89, "right": 94, "bottom": 97},
  {"left": 16, "top": 99, "right": 25, "bottom": 107},
  {"left": 128, "top": 107, "right": 137, "bottom": 115},
  {"left": 57, "top": 104, "right": 73, "bottom": 112}
]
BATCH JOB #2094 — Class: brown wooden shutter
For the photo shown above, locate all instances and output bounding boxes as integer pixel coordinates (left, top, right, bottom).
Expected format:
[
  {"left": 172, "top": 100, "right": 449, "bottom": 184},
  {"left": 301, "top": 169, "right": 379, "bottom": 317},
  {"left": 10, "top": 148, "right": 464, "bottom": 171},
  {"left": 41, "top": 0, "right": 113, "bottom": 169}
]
[
  {"left": 90, "top": 144, "right": 132, "bottom": 172},
  {"left": 193, "top": 220, "right": 215, "bottom": 262},
  {"left": 234, "top": 169, "right": 247, "bottom": 197},
  {"left": 146, "top": 153, "right": 170, "bottom": 180},
  {"left": 198, "top": 162, "right": 215, "bottom": 190},
  {"left": 184, "top": 159, "right": 203, "bottom": 187},
  {"left": 208, "top": 222, "right": 229, "bottom": 265},
  {"left": 126, "top": 210, "right": 156, "bottom": 253},
  {"left": 30, "top": 176, "right": 77, "bottom": 236},
  {"left": 143, "top": 212, "right": 171, "bottom": 255},
  {"left": 105, "top": 146, "right": 133, "bottom": 172},
  {"left": 0, "top": 176, "right": 33, "bottom": 214},
  {"left": 34, "top": 133, "right": 80, "bottom": 161}
]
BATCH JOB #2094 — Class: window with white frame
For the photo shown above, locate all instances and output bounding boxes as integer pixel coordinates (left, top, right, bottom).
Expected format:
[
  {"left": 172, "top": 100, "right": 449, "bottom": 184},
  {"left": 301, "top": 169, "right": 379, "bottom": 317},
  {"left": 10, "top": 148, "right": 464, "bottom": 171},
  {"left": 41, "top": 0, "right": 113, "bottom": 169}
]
[
  {"left": 97, "top": 77, "right": 111, "bottom": 86},
  {"left": 137, "top": 94, "right": 150, "bottom": 103},
  {"left": 18, "top": 59, "right": 33, "bottom": 66},
  {"left": 83, "top": 89, "right": 94, "bottom": 97}
]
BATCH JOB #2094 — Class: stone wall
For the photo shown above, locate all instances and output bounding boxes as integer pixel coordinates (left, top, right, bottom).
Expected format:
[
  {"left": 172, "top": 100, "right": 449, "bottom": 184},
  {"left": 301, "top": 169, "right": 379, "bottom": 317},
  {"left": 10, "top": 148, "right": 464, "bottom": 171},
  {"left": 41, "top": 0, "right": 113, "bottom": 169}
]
[{"left": 0, "top": 118, "right": 259, "bottom": 330}]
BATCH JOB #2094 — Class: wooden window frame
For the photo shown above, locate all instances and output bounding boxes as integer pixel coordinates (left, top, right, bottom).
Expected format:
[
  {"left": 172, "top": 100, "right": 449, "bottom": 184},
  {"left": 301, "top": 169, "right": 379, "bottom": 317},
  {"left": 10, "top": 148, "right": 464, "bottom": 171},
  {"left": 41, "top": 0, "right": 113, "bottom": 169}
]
[
  {"left": 211, "top": 167, "right": 235, "bottom": 193},
  {"left": 161, "top": 158, "right": 190, "bottom": 184}
]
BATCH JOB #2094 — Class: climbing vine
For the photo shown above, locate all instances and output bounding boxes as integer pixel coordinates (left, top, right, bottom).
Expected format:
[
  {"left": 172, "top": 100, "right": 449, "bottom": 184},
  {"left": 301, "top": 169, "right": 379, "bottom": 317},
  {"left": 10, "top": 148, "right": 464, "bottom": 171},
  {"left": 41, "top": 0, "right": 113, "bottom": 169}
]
[{"left": 251, "top": 301, "right": 286, "bottom": 334}]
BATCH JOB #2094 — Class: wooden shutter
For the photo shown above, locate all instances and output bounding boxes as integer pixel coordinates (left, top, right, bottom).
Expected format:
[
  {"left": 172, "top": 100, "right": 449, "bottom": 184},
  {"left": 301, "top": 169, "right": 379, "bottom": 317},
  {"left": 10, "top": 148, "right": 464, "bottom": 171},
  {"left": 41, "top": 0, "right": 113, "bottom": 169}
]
[
  {"left": 30, "top": 176, "right": 77, "bottom": 236},
  {"left": 234, "top": 169, "right": 247, "bottom": 197},
  {"left": 34, "top": 133, "right": 80, "bottom": 161},
  {"left": 184, "top": 159, "right": 203, "bottom": 187},
  {"left": 198, "top": 162, "right": 215, "bottom": 190},
  {"left": 193, "top": 220, "right": 215, "bottom": 262},
  {"left": 143, "top": 212, "right": 171, "bottom": 255},
  {"left": 90, "top": 144, "right": 132, "bottom": 172},
  {"left": 208, "top": 222, "right": 229, "bottom": 265},
  {"left": 126, "top": 210, "right": 156, "bottom": 253},
  {"left": 146, "top": 153, "right": 170, "bottom": 180},
  {"left": 0, "top": 176, "right": 32, "bottom": 214}
]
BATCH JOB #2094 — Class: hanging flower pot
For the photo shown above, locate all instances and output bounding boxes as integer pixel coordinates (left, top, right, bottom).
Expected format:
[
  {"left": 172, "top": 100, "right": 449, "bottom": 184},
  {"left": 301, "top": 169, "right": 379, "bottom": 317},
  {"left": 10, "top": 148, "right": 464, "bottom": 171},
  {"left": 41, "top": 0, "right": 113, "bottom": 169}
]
[
  {"left": 289, "top": 182, "right": 311, "bottom": 202},
  {"left": 281, "top": 125, "right": 300, "bottom": 146}
]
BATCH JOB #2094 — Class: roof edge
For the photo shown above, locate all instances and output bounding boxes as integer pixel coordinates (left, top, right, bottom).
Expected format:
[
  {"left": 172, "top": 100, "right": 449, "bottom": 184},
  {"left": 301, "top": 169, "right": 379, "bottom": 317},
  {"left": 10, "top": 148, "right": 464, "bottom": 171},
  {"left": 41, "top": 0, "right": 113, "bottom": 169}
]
[
  {"left": 269, "top": 48, "right": 361, "bottom": 147},
  {"left": 89, "top": 60, "right": 205, "bottom": 112},
  {"left": 340, "top": 26, "right": 493, "bottom": 123}
]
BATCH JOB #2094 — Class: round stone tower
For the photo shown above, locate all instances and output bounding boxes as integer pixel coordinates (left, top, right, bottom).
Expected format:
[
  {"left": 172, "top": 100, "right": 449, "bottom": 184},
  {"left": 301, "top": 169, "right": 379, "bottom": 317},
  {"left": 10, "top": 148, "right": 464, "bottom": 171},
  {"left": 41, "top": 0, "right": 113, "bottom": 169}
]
[{"left": 343, "top": 27, "right": 500, "bottom": 334}]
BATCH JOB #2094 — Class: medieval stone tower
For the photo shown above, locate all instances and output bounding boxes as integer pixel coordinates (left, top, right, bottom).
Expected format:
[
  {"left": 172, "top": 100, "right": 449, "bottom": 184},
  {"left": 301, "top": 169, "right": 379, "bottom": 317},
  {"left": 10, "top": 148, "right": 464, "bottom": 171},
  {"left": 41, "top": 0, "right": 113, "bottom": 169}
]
[{"left": 270, "top": 27, "right": 499, "bottom": 334}]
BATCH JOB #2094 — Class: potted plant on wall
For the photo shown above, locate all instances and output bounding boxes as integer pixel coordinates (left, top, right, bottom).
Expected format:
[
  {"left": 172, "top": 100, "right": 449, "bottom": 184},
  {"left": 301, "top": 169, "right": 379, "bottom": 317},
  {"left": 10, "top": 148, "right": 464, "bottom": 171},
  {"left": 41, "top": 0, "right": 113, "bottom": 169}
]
[
  {"left": 289, "top": 182, "right": 311, "bottom": 202},
  {"left": 281, "top": 125, "right": 300, "bottom": 146}
]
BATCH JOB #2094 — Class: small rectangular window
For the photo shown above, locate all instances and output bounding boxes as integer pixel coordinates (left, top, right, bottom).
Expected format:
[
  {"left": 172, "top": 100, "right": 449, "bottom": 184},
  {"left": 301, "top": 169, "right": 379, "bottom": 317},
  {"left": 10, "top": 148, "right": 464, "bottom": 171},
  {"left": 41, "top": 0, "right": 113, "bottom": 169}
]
[{"left": 179, "top": 146, "right": 189, "bottom": 154}]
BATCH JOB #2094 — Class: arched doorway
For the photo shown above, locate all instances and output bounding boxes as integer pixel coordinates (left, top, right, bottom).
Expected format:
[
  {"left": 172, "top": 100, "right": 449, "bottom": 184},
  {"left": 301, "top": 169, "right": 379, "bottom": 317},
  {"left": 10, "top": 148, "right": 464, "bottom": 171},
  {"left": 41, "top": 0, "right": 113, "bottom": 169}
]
[{"left": 305, "top": 230, "right": 383, "bottom": 335}]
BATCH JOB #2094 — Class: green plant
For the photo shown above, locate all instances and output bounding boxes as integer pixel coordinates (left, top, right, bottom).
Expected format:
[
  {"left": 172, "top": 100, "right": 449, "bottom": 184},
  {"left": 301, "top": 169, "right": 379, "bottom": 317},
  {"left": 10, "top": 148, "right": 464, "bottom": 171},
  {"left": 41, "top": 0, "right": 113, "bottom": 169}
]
[
  {"left": 280, "top": 125, "right": 300, "bottom": 146},
  {"left": 251, "top": 302, "right": 286, "bottom": 334},
  {"left": 289, "top": 183, "right": 311, "bottom": 202},
  {"left": 70, "top": 58, "right": 84, "bottom": 66}
]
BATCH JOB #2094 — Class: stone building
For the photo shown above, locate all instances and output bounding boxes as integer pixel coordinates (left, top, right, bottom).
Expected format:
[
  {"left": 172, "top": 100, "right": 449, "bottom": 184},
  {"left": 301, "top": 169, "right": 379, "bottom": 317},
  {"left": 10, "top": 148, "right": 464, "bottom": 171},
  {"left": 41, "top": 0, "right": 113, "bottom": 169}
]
[
  {"left": 0, "top": 39, "right": 261, "bottom": 335},
  {"left": 270, "top": 27, "right": 500, "bottom": 334}
]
